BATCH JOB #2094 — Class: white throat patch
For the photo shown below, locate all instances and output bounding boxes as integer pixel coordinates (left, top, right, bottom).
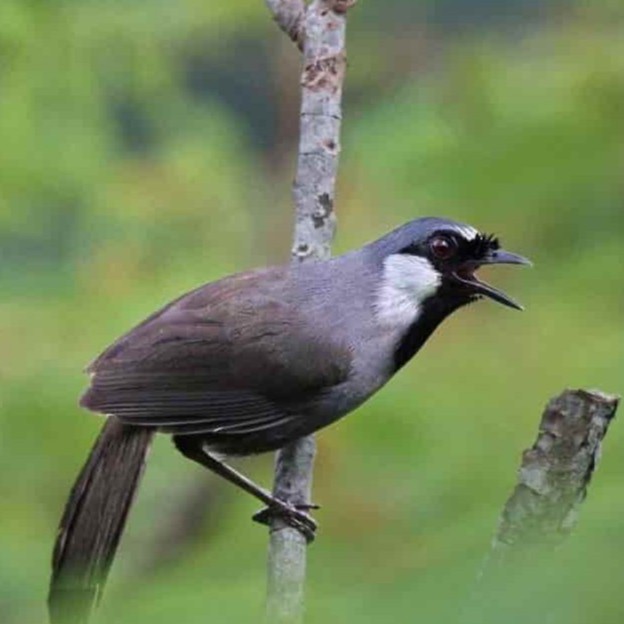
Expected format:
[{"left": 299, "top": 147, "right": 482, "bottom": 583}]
[{"left": 375, "top": 254, "right": 441, "bottom": 328}]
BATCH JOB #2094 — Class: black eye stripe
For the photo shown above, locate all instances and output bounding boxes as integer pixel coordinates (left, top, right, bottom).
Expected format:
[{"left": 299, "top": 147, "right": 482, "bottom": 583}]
[
  {"left": 397, "top": 230, "right": 499, "bottom": 257},
  {"left": 398, "top": 242, "right": 422, "bottom": 255}
]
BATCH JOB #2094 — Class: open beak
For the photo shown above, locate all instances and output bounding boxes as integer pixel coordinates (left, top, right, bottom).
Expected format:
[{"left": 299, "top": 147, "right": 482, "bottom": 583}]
[{"left": 452, "top": 249, "right": 532, "bottom": 311}]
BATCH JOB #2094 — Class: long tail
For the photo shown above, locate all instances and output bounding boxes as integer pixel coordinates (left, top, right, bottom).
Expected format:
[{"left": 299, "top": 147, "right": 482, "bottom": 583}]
[{"left": 49, "top": 418, "right": 154, "bottom": 624}]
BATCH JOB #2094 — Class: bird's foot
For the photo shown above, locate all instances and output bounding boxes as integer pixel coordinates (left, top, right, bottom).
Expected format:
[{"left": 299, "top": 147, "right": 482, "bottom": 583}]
[{"left": 252, "top": 501, "right": 320, "bottom": 543}]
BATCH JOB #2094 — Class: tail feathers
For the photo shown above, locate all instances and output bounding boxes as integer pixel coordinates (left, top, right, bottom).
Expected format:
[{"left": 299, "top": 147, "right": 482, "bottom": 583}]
[{"left": 49, "top": 418, "right": 154, "bottom": 624}]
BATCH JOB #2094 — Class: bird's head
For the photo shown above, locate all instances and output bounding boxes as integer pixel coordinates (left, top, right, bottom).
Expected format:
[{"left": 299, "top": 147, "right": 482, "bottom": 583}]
[{"left": 371, "top": 217, "right": 531, "bottom": 332}]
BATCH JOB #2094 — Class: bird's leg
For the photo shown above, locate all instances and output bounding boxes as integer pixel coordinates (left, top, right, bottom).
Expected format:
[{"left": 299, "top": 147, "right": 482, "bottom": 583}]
[{"left": 173, "top": 436, "right": 317, "bottom": 542}]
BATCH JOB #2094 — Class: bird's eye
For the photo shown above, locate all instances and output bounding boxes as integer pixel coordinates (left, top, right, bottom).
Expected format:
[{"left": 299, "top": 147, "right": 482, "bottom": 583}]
[{"left": 430, "top": 236, "right": 457, "bottom": 260}]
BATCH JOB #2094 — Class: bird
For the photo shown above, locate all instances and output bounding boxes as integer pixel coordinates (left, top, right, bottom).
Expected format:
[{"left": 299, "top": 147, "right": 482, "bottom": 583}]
[{"left": 49, "top": 216, "right": 530, "bottom": 622}]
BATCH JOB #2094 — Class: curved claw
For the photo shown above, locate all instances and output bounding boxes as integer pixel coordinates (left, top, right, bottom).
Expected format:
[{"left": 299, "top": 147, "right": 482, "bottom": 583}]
[{"left": 252, "top": 502, "right": 318, "bottom": 544}]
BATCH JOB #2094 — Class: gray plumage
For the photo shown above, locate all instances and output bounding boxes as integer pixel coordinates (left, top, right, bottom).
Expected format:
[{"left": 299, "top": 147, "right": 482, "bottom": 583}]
[
  {"left": 81, "top": 250, "right": 398, "bottom": 455},
  {"left": 50, "top": 217, "right": 530, "bottom": 622}
]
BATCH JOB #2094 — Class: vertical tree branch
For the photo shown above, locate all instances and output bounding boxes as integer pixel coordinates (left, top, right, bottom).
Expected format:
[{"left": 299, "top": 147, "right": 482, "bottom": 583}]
[
  {"left": 482, "top": 388, "right": 619, "bottom": 579},
  {"left": 263, "top": 1, "right": 356, "bottom": 622},
  {"left": 266, "top": 438, "right": 316, "bottom": 623}
]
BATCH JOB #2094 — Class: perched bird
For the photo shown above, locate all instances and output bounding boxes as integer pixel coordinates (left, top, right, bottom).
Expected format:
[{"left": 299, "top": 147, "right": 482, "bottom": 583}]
[{"left": 49, "top": 217, "right": 530, "bottom": 622}]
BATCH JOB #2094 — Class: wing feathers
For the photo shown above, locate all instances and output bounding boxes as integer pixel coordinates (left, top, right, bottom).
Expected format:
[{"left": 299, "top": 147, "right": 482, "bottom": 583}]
[
  {"left": 79, "top": 268, "right": 352, "bottom": 443},
  {"left": 81, "top": 370, "right": 293, "bottom": 435}
]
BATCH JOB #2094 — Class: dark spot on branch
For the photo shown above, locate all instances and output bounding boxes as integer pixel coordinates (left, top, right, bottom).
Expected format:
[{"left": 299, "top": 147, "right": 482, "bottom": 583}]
[
  {"left": 293, "top": 242, "right": 310, "bottom": 258},
  {"left": 312, "top": 193, "right": 334, "bottom": 228},
  {"left": 318, "top": 192, "right": 333, "bottom": 212},
  {"left": 302, "top": 54, "right": 346, "bottom": 93},
  {"left": 312, "top": 215, "right": 324, "bottom": 229}
]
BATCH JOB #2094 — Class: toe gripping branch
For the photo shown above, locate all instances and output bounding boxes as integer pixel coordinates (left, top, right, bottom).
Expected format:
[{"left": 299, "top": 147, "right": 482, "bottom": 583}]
[{"left": 253, "top": 502, "right": 320, "bottom": 544}]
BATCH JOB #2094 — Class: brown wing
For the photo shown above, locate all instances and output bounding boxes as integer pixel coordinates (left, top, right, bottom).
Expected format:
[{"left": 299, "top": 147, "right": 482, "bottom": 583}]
[{"left": 81, "top": 267, "right": 352, "bottom": 436}]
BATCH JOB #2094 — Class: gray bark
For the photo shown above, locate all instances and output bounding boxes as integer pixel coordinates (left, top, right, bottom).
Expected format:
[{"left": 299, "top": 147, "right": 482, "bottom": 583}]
[
  {"left": 263, "top": 1, "right": 356, "bottom": 622},
  {"left": 266, "top": 438, "right": 316, "bottom": 623},
  {"left": 485, "top": 388, "right": 619, "bottom": 574}
]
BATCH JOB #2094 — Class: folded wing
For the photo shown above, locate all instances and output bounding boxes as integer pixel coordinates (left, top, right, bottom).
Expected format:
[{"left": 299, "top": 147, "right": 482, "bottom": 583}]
[{"left": 81, "top": 267, "right": 352, "bottom": 439}]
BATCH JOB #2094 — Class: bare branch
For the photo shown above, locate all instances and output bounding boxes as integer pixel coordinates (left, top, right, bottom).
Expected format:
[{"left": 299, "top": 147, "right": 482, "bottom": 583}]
[
  {"left": 263, "top": 0, "right": 356, "bottom": 622},
  {"left": 290, "top": 0, "right": 354, "bottom": 263},
  {"left": 264, "top": 0, "right": 306, "bottom": 50},
  {"left": 266, "top": 438, "right": 316, "bottom": 623},
  {"left": 486, "top": 388, "right": 619, "bottom": 572},
  {"left": 464, "top": 389, "right": 619, "bottom": 624}
]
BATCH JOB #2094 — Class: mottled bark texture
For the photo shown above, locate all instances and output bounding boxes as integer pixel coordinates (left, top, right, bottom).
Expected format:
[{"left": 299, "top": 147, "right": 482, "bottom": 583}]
[
  {"left": 489, "top": 389, "right": 619, "bottom": 568},
  {"left": 263, "top": 1, "right": 356, "bottom": 622}
]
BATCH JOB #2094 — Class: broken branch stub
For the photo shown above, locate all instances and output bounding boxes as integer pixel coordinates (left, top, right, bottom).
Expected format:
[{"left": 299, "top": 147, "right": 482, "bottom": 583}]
[{"left": 494, "top": 388, "right": 619, "bottom": 552}]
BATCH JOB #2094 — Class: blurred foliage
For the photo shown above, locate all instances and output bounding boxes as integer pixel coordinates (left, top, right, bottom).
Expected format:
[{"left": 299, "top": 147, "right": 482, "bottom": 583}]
[{"left": 0, "top": 1, "right": 623, "bottom": 623}]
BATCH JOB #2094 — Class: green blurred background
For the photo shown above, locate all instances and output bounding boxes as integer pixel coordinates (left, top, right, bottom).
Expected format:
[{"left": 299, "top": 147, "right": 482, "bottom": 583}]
[{"left": 1, "top": 1, "right": 623, "bottom": 622}]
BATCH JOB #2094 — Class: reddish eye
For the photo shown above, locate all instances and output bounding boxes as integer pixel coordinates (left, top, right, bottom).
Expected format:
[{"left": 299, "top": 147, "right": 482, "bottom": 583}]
[{"left": 430, "top": 236, "right": 457, "bottom": 260}]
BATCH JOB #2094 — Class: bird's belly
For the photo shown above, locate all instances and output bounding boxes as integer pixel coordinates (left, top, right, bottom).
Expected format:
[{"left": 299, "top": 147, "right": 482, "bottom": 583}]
[
  {"left": 321, "top": 368, "right": 387, "bottom": 413},
  {"left": 197, "top": 370, "right": 390, "bottom": 458},
  {"left": 199, "top": 333, "right": 397, "bottom": 457}
]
